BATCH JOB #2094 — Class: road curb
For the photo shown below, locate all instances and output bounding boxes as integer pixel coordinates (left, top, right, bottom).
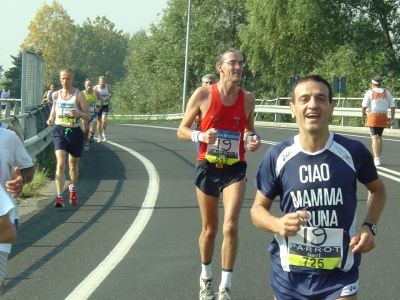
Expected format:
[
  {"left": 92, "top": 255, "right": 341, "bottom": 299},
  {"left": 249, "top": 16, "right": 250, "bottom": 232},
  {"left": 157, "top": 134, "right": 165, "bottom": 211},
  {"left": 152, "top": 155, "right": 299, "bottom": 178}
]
[{"left": 18, "top": 179, "right": 57, "bottom": 220}]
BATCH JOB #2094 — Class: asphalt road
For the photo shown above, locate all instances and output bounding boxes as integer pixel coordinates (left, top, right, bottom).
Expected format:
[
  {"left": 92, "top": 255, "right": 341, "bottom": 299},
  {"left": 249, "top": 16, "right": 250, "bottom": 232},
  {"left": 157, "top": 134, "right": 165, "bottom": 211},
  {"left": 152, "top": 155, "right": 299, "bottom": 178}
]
[{"left": 4, "top": 122, "right": 400, "bottom": 300}]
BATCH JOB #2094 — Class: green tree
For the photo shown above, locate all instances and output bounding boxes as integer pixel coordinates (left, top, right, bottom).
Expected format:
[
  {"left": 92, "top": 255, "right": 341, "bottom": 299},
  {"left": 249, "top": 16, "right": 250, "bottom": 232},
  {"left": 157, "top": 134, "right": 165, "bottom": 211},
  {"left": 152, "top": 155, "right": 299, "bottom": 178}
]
[
  {"left": 115, "top": 0, "right": 251, "bottom": 114},
  {"left": 239, "top": 0, "right": 349, "bottom": 97},
  {"left": 72, "top": 16, "right": 129, "bottom": 86},
  {"left": 340, "top": 0, "right": 400, "bottom": 73},
  {"left": 21, "top": 0, "right": 76, "bottom": 86},
  {"left": 3, "top": 52, "right": 23, "bottom": 99}
]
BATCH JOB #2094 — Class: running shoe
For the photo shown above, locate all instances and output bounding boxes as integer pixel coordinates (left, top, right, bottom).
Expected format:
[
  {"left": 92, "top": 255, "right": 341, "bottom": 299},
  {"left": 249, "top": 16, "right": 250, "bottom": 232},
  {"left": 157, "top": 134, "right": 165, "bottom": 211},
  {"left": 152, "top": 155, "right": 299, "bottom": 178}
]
[
  {"left": 97, "top": 135, "right": 102, "bottom": 143},
  {"left": 84, "top": 144, "right": 89, "bottom": 152},
  {"left": 89, "top": 134, "right": 94, "bottom": 143},
  {"left": 374, "top": 157, "right": 381, "bottom": 166},
  {"left": 54, "top": 196, "right": 64, "bottom": 208},
  {"left": 69, "top": 184, "right": 78, "bottom": 205},
  {"left": 199, "top": 277, "right": 215, "bottom": 300},
  {"left": 217, "top": 288, "right": 231, "bottom": 300},
  {"left": 102, "top": 134, "right": 107, "bottom": 142}
]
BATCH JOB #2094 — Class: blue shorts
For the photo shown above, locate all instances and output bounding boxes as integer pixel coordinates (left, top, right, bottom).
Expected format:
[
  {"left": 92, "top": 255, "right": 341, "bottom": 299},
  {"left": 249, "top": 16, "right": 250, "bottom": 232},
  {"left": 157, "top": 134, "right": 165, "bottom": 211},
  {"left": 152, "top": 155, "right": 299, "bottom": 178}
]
[
  {"left": 89, "top": 113, "right": 98, "bottom": 122},
  {"left": 51, "top": 125, "right": 84, "bottom": 158},
  {"left": 194, "top": 160, "right": 247, "bottom": 197},
  {"left": 98, "top": 105, "right": 109, "bottom": 118},
  {"left": 369, "top": 127, "right": 384, "bottom": 136},
  {"left": 271, "top": 263, "right": 359, "bottom": 300}
]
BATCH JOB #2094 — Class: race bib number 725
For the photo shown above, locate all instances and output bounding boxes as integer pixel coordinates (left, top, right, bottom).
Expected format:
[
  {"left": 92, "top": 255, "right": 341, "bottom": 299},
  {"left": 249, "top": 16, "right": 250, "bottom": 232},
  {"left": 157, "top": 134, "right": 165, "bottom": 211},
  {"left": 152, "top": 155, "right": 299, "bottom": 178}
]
[{"left": 288, "top": 227, "right": 343, "bottom": 270}]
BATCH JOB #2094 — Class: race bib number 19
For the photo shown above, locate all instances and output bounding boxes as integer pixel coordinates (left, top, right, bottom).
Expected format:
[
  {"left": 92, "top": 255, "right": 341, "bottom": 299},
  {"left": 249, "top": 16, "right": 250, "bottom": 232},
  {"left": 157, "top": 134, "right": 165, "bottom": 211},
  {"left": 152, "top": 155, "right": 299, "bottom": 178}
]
[
  {"left": 205, "top": 130, "right": 240, "bottom": 165},
  {"left": 288, "top": 227, "right": 343, "bottom": 270}
]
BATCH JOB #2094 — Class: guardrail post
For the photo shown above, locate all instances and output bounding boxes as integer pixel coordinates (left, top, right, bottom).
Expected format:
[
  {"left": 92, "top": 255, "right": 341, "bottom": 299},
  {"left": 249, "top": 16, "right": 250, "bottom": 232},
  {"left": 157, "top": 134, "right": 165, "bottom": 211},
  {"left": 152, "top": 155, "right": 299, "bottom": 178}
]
[
  {"left": 10, "top": 118, "right": 24, "bottom": 138},
  {"left": 341, "top": 98, "right": 348, "bottom": 126},
  {"left": 255, "top": 99, "right": 266, "bottom": 121},
  {"left": 393, "top": 98, "right": 399, "bottom": 129},
  {"left": 275, "top": 98, "right": 282, "bottom": 122},
  {"left": 3, "top": 100, "right": 12, "bottom": 118},
  {"left": 13, "top": 101, "right": 20, "bottom": 115},
  {"left": 24, "top": 105, "right": 38, "bottom": 141},
  {"left": 34, "top": 106, "right": 47, "bottom": 166}
]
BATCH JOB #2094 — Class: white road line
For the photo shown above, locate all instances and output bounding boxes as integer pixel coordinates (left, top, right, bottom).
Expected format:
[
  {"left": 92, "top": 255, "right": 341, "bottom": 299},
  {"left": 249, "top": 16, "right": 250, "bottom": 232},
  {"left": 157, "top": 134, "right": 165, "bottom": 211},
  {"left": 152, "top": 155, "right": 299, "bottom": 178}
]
[
  {"left": 65, "top": 141, "right": 159, "bottom": 300},
  {"left": 377, "top": 171, "right": 400, "bottom": 182},
  {"left": 376, "top": 166, "right": 400, "bottom": 176}
]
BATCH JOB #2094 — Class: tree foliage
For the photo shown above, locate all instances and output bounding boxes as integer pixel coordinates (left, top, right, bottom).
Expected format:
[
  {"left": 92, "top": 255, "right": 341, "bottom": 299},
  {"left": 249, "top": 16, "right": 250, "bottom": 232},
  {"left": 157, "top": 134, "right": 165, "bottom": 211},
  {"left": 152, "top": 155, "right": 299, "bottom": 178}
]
[
  {"left": 21, "top": 1, "right": 128, "bottom": 91},
  {"left": 10, "top": 0, "right": 400, "bottom": 114},
  {"left": 114, "top": 0, "right": 250, "bottom": 114},
  {"left": 72, "top": 16, "right": 129, "bottom": 86},
  {"left": 239, "top": 0, "right": 400, "bottom": 98},
  {"left": 3, "top": 52, "right": 23, "bottom": 99},
  {"left": 21, "top": 0, "right": 76, "bottom": 86}
]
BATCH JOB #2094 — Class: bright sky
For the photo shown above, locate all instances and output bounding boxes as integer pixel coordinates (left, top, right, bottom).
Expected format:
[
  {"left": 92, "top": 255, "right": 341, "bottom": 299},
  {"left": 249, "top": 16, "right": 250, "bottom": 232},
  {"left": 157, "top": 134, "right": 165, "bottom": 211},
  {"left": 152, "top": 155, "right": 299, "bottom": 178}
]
[{"left": 0, "top": 0, "right": 169, "bottom": 72}]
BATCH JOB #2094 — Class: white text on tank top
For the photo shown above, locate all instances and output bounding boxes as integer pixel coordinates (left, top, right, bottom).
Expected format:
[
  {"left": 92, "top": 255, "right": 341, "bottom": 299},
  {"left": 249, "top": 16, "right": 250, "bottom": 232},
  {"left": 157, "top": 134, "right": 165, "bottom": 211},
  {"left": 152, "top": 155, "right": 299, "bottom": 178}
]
[
  {"left": 55, "top": 89, "right": 80, "bottom": 126},
  {"left": 96, "top": 85, "right": 109, "bottom": 105}
]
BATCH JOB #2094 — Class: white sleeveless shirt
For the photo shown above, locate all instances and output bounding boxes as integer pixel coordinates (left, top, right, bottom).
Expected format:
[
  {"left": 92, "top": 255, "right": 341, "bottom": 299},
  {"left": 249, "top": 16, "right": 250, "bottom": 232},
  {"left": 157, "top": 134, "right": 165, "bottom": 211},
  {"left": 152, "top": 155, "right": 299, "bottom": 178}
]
[
  {"left": 95, "top": 84, "right": 110, "bottom": 105},
  {"left": 54, "top": 89, "right": 81, "bottom": 127}
]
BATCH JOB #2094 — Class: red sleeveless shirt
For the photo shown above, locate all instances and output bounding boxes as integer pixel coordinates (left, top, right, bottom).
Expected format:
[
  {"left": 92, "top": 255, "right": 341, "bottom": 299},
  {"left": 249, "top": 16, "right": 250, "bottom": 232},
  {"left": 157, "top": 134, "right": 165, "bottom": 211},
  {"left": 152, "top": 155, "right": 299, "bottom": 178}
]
[{"left": 197, "top": 84, "right": 247, "bottom": 163}]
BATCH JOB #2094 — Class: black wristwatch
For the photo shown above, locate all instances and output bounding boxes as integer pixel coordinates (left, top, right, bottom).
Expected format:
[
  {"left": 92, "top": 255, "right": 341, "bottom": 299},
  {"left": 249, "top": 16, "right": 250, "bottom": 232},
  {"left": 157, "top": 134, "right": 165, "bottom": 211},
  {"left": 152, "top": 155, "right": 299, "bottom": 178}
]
[{"left": 362, "top": 222, "right": 377, "bottom": 236}]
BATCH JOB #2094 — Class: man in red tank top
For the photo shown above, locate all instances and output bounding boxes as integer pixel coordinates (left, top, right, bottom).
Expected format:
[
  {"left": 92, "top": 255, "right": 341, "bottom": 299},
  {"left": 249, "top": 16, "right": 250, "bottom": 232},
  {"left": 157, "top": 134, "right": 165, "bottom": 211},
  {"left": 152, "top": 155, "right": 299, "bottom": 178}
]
[{"left": 178, "top": 48, "right": 261, "bottom": 300}]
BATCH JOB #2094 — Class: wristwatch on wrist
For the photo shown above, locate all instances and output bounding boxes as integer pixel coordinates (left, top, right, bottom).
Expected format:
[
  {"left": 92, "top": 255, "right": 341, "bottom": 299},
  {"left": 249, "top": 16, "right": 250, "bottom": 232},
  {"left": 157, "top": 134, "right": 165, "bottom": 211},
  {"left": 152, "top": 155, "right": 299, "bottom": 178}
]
[{"left": 362, "top": 222, "right": 377, "bottom": 236}]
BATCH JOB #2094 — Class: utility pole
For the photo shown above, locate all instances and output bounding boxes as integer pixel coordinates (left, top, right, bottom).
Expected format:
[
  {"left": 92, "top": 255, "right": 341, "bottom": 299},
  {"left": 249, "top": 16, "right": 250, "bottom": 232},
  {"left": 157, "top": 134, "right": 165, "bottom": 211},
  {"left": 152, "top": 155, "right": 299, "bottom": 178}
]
[{"left": 182, "top": 0, "right": 192, "bottom": 113}]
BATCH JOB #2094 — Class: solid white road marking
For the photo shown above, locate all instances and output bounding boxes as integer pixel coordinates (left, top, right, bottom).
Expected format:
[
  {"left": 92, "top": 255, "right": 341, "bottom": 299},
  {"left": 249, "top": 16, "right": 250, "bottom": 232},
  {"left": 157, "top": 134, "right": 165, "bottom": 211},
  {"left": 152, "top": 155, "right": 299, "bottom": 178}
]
[{"left": 66, "top": 141, "right": 159, "bottom": 300}]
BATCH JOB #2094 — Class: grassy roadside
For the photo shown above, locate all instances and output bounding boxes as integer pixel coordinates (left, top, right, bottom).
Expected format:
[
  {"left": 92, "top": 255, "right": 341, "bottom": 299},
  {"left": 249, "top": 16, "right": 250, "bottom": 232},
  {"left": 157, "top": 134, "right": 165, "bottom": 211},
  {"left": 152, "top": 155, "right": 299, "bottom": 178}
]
[{"left": 19, "top": 146, "right": 56, "bottom": 203}]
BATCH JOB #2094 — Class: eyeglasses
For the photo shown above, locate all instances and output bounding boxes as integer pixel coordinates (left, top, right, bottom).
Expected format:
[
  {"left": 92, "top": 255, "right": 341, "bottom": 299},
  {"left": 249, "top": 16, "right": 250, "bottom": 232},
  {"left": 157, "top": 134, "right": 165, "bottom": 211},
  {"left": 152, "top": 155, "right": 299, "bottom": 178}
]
[{"left": 222, "top": 61, "right": 246, "bottom": 67}]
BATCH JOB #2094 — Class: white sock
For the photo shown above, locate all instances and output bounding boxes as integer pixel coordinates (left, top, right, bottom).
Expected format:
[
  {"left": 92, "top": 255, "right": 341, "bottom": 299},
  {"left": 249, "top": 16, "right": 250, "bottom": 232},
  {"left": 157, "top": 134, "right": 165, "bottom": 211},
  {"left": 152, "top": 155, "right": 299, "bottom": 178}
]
[
  {"left": 201, "top": 262, "right": 212, "bottom": 280},
  {"left": 219, "top": 270, "right": 232, "bottom": 291}
]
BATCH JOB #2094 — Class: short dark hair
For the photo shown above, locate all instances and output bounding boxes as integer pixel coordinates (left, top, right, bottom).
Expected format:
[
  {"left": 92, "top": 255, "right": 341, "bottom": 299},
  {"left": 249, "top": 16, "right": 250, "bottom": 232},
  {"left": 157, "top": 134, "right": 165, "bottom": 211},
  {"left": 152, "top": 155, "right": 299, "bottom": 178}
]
[{"left": 291, "top": 75, "right": 333, "bottom": 103}]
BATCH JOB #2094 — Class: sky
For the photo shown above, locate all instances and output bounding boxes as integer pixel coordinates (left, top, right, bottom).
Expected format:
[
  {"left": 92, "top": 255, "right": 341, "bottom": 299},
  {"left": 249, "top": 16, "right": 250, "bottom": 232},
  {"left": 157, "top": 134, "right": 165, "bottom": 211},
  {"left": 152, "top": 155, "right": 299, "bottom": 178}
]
[{"left": 0, "top": 0, "right": 169, "bottom": 73}]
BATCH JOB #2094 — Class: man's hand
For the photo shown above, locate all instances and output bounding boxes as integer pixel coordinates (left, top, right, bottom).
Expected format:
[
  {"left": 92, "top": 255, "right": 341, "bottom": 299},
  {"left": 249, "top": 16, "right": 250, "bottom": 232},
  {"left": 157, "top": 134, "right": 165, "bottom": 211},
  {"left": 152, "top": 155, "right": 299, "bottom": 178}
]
[
  {"left": 5, "top": 167, "right": 25, "bottom": 198},
  {"left": 246, "top": 135, "right": 261, "bottom": 152},
  {"left": 69, "top": 109, "right": 81, "bottom": 118},
  {"left": 201, "top": 128, "right": 218, "bottom": 144},
  {"left": 274, "top": 211, "right": 309, "bottom": 237},
  {"left": 350, "top": 226, "right": 376, "bottom": 254}
]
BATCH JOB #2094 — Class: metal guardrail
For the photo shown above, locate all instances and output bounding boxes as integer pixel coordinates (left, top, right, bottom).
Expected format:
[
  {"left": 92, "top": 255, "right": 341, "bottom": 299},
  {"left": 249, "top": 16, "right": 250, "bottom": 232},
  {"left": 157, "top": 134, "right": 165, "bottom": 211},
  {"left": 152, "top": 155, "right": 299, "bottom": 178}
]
[
  {"left": 254, "top": 97, "right": 400, "bottom": 129},
  {"left": 1, "top": 96, "right": 398, "bottom": 163},
  {"left": 0, "top": 99, "right": 53, "bottom": 162},
  {"left": 109, "top": 113, "right": 185, "bottom": 121},
  {"left": 109, "top": 97, "right": 399, "bottom": 129}
]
